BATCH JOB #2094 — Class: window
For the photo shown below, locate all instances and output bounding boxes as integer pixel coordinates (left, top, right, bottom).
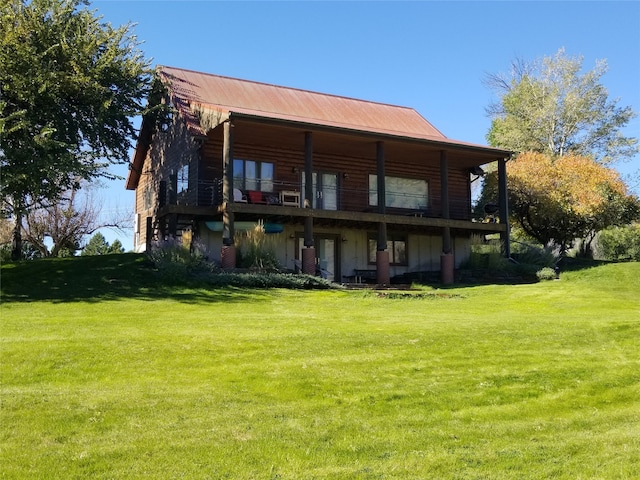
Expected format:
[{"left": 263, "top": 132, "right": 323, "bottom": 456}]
[
  {"left": 143, "top": 187, "right": 152, "bottom": 210},
  {"left": 177, "top": 164, "right": 189, "bottom": 193},
  {"left": 369, "top": 175, "right": 428, "bottom": 210},
  {"left": 368, "top": 233, "right": 408, "bottom": 265},
  {"left": 234, "top": 159, "right": 274, "bottom": 192}
]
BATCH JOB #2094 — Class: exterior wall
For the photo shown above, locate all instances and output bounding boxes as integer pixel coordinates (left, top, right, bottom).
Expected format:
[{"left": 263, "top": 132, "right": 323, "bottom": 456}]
[
  {"left": 132, "top": 112, "right": 201, "bottom": 250},
  {"left": 201, "top": 132, "right": 472, "bottom": 219},
  {"left": 196, "top": 220, "right": 471, "bottom": 280}
]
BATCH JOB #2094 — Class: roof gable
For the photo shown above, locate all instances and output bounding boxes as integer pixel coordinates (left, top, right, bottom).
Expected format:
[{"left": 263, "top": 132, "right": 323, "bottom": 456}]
[{"left": 158, "top": 66, "right": 447, "bottom": 140}]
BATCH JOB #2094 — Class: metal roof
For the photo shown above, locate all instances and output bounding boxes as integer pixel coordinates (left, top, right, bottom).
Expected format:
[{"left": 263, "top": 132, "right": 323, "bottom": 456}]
[
  {"left": 158, "top": 66, "right": 448, "bottom": 140},
  {"left": 126, "top": 67, "right": 512, "bottom": 189}
]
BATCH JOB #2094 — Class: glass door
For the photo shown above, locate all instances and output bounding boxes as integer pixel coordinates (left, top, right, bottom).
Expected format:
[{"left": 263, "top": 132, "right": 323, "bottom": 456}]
[
  {"left": 297, "top": 235, "right": 339, "bottom": 282},
  {"left": 302, "top": 172, "right": 338, "bottom": 210}
]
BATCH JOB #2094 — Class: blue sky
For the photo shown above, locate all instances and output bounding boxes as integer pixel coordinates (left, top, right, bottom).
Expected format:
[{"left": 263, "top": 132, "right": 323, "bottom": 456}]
[{"left": 91, "top": 0, "right": 640, "bottom": 250}]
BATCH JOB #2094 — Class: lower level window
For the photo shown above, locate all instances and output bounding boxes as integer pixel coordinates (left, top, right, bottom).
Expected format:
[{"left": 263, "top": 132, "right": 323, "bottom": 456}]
[{"left": 368, "top": 233, "right": 407, "bottom": 265}]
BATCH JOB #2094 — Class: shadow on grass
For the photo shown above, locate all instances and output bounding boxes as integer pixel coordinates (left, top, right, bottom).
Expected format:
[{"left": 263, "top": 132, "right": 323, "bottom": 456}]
[
  {"left": 0, "top": 253, "right": 263, "bottom": 304},
  {"left": 442, "top": 257, "right": 613, "bottom": 290}
]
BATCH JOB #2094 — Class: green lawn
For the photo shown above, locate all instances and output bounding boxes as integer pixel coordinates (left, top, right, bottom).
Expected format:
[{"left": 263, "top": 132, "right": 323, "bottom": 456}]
[{"left": 1, "top": 255, "right": 639, "bottom": 479}]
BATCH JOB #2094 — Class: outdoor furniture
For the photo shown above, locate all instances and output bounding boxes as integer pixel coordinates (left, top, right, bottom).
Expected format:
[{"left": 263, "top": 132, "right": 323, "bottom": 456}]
[
  {"left": 247, "top": 190, "right": 267, "bottom": 204},
  {"left": 279, "top": 190, "right": 301, "bottom": 207},
  {"left": 233, "top": 188, "right": 247, "bottom": 203},
  {"left": 344, "top": 269, "right": 377, "bottom": 284}
]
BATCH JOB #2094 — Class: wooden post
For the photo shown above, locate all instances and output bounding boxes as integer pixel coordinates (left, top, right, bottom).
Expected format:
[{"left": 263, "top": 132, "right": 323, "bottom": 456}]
[
  {"left": 440, "top": 150, "right": 451, "bottom": 254},
  {"left": 145, "top": 216, "right": 153, "bottom": 251},
  {"left": 498, "top": 157, "right": 511, "bottom": 258},
  {"left": 168, "top": 174, "right": 177, "bottom": 205},
  {"left": 376, "top": 141, "right": 390, "bottom": 284},
  {"left": 303, "top": 132, "right": 314, "bottom": 248},
  {"left": 440, "top": 150, "right": 454, "bottom": 284},
  {"left": 376, "top": 141, "right": 387, "bottom": 250},
  {"left": 222, "top": 120, "right": 235, "bottom": 247}
]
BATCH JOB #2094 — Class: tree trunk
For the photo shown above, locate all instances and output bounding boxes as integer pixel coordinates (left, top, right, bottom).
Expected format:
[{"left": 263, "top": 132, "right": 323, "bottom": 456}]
[{"left": 11, "top": 211, "right": 23, "bottom": 261}]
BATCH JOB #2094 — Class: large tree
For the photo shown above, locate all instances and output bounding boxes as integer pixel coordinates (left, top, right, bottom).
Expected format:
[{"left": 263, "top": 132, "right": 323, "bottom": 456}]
[
  {"left": 20, "top": 182, "right": 129, "bottom": 257},
  {"left": 485, "top": 48, "right": 638, "bottom": 163},
  {"left": 81, "top": 232, "right": 124, "bottom": 256},
  {"left": 478, "top": 152, "right": 640, "bottom": 254},
  {"left": 0, "top": 0, "right": 151, "bottom": 259}
]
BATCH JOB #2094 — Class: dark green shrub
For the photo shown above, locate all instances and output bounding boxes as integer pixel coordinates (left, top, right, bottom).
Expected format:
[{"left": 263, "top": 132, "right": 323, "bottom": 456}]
[
  {"left": 206, "top": 272, "right": 338, "bottom": 289},
  {"left": 147, "top": 239, "right": 218, "bottom": 282},
  {"left": 596, "top": 224, "right": 640, "bottom": 261},
  {"left": 511, "top": 241, "right": 559, "bottom": 268}
]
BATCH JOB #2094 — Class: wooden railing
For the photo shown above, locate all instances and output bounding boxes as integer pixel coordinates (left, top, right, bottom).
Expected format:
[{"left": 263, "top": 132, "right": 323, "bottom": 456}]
[{"left": 192, "top": 178, "right": 471, "bottom": 220}]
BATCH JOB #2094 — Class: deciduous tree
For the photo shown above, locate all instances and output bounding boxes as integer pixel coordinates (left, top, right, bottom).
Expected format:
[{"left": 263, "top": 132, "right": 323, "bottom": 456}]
[
  {"left": 485, "top": 49, "right": 638, "bottom": 163},
  {"left": 21, "top": 182, "right": 129, "bottom": 257},
  {"left": 0, "top": 0, "right": 151, "bottom": 259},
  {"left": 479, "top": 152, "right": 640, "bottom": 253}
]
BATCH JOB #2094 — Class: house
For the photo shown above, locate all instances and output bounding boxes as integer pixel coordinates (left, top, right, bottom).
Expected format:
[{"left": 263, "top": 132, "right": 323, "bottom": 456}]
[{"left": 126, "top": 66, "right": 511, "bottom": 284}]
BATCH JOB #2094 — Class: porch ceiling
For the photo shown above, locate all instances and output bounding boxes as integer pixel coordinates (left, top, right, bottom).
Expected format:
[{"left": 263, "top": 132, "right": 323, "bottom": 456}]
[{"left": 227, "top": 117, "right": 509, "bottom": 169}]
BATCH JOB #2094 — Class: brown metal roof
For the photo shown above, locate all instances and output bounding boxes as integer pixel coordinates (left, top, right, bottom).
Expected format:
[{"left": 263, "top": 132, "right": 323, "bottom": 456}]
[
  {"left": 126, "top": 67, "right": 512, "bottom": 189},
  {"left": 158, "top": 65, "right": 448, "bottom": 140}
]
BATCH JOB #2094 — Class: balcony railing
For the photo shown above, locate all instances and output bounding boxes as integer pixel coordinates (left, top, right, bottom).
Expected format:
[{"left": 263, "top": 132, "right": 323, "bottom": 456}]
[{"left": 190, "top": 178, "right": 471, "bottom": 220}]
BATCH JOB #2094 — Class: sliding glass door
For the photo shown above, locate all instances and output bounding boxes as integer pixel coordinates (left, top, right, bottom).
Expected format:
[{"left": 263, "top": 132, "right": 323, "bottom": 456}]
[{"left": 302, "top": 172, "right": 338, "bottom": 210}]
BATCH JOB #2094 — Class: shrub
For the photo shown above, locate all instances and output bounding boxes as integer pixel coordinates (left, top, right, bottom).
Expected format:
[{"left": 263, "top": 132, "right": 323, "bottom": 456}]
[
  {"left": 511, "top": 241, "right": 559, "bottom": 268},
  {"left": 206, "top": 272, "right": 338, "bottom": 290},
  {"left": 536, "top": 267, "right": 557, "bottom": 281},
  {"left": 146, "top": 238, "right": 218, "bottom": 282},
  {"left": 235, "top": 222, "right": 281, "bottom": 271},
  {"left": 596, "top": 224, "right": 640, "bottom": 261},
  {"left": 464, "top": 237, "right": 511, "bottom": 270}
]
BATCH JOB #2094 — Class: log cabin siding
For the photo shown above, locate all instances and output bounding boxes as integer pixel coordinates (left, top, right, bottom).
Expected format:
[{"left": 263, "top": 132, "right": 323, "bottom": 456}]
[
  {"left": 199, "top": 129, "right": 472, "bottom": 219},
  {"left": 127, "top": 68, "right": 511, "bottom": 271}
]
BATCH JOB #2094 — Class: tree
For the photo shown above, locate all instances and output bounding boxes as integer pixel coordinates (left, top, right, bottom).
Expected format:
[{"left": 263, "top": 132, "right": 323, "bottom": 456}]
[
  {"left": 81, "top": 232, "right": 124, "bottom": 256},
  {"left": 20, "top": 182, "right": 129, "bottom": 257},
  {"left": 0, "top": 0, "right": 151, "bottom": 259},
  {"left": 485, "top": 49, "right": 638, "bottom": 163},
  {"left": 478, "top": 152, "right": 640, "bottom": 253}
]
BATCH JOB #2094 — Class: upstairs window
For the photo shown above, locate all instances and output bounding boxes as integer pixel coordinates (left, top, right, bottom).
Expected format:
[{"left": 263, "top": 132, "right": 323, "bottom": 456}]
[
  {"left": 177, "top": 164, "right": 189, "bottom": 193},
  {"left": 234, "top": 159, "right": 274, "bottom": 192},
  {"left": 368, "top": 175, "right": 428, "bottom": 210}
]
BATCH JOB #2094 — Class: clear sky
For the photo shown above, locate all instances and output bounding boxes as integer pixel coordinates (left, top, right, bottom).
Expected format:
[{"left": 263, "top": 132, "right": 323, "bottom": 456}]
[{"left": 91, "top": 0, "right": 640, "bottom": 251}]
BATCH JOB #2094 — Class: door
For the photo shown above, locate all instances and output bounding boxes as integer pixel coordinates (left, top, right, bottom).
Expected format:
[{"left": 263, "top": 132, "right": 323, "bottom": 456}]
[
  {"left": 297, "top": 234, "right": 339, "bottom": 282},
  {"left": 302, "top": 172, "right": 338, "bottom": 210}
]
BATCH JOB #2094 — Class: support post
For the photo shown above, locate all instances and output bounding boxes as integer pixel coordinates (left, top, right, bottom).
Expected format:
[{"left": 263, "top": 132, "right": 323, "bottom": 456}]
[
  {"left": 498, "top": 157, "right": 511, "bottom": 258},
  {"left": 376, "top": 141, "right": 390, "bottom": 284},
  {"left": 303, "top": 132, "right": 314, "bottom": 247},
  {"left": 222, "top": 120, "right": 235, "bottom": 247},
  {"left": 302, "top": 246, "right": 316, "bottom": 276},
  {"left": 440, "top": 150, "right": 454, "bottom": 284},
  {"left": 145, "top": 216, "right": 153, "bottom": 252},
  {"left": 221, "top": 120, "right": 236, "bottom": 269}
]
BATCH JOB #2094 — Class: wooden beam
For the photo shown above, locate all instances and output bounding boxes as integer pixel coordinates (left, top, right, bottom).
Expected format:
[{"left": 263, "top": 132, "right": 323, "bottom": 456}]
[
  {"left": 157, "top": 202, "right": 507, "bottom": 233},
  {"left": 440, "top": 150, "right": 452, "bottom": 254},
  {"left": 304, "top": 131, "right": 314, "bottom": 247},
  {"left": 498, "top": 157, "right": 511, "bottom": 257},
  {"left": 376, "top": 141, "right": 387, "bottom": 251},
  {"left": 223, "top": 121, "right": 234, "bottom": 244}
]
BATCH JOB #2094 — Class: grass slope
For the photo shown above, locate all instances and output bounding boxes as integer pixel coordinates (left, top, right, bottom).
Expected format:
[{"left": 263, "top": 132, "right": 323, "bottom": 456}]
[{"left": 1, "top": 256, "right": 639, "bottom": 479}]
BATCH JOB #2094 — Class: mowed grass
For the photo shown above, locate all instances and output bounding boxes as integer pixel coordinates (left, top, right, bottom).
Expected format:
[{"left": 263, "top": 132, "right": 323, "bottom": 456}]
[{"left": 1, "top": 256, "right": 639, "bottom": 479}]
